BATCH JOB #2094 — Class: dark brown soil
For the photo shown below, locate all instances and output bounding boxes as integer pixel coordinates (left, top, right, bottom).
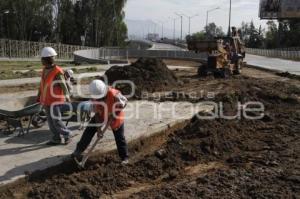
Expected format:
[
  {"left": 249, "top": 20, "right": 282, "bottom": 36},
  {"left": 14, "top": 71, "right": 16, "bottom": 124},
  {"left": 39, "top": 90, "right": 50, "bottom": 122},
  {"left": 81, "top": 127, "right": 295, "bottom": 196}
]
[
  {"left": 0, "top": 68, "right": 300, "bottom": 199},
  {"left": 276, "top": 72, "right": 300, "bottom": 81},
  {"left": 105, "top": 58, "right": 178, "bottom": 96}
]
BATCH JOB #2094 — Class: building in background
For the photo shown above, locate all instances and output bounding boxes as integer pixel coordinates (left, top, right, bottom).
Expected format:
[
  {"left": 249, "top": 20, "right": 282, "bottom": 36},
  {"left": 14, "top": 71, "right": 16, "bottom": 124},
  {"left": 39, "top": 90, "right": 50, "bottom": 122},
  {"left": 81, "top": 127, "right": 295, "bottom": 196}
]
[
  {"left": 147, "top": 33, "right": 159, "bottom": 42},
  {"left": 259, "top": 0, "right": 300, "bottom": 19}
]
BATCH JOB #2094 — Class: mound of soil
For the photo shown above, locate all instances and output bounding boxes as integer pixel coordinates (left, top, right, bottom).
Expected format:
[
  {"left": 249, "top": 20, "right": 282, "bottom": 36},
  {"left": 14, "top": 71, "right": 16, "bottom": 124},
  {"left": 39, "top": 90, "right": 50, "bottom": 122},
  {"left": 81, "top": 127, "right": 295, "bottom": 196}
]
[
  {"left": 0, "top": 75, "right": 299, "bottom": 199},
  {"left": 105, "top": 58, "right": 178, "bottom": 96}
]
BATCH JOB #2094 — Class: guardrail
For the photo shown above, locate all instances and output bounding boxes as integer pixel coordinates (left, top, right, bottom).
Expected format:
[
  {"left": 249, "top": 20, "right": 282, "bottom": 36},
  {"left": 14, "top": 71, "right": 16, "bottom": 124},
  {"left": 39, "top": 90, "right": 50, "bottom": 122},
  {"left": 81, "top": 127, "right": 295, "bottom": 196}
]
[
  {"left": 246, "top": 48, "right": 300, "bottom": 60},
  {"left": 74, "top": 47, "right": 207, "bottom": 64},
  {"left": 0, "top": 39, "right": 94, "bottom": 60}
]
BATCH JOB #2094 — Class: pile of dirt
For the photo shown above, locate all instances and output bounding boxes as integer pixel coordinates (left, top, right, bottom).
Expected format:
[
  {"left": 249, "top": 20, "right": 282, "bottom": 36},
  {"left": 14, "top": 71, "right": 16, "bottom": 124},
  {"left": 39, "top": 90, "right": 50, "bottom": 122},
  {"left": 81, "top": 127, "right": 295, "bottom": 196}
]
[
  {"left": 0, "top": 74, "right": 299, "bottom": 198},
  {"left": 105, "top": 58, "right": 178, "bottom": 96}
]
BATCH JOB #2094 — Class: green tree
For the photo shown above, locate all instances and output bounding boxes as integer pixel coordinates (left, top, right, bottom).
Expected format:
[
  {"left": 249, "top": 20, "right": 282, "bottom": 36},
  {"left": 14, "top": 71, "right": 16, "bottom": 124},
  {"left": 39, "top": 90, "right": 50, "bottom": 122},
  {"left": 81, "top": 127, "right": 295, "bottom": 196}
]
[
  {"left": 187, "top": 31, "right": 206, "bottom": 41},
  {"left": 0, "top": 0, "right": 53, "bottom": 41},
  {"left": 265, "top": 20, "right": 278, "bottom": 48},
  {"left": 204, "top": 23, "right": 225, "bottom": 39},
  {"left": 0, "top": 0, "right": 128, "bottom": 46},
  {"left": 240, "top": 21, "right": 264, "bottom": 48}
]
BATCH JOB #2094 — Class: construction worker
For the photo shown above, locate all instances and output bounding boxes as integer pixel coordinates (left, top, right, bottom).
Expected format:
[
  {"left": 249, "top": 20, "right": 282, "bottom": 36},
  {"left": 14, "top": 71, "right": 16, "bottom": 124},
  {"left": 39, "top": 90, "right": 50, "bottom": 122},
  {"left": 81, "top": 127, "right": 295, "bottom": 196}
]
[
  {"left": 72, "top": 80, "right": 129, "bottom": 164},
  {"left": 38, "top": 47, "right": 73, "bottom": 145}
]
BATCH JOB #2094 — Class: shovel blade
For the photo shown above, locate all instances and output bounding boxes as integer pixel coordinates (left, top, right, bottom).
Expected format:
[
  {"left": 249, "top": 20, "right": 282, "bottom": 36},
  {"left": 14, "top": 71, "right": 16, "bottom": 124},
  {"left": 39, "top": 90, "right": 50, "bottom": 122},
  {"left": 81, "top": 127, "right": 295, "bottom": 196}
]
[{"left": 73, "top": 156, "right": 85, "bottom": 169}]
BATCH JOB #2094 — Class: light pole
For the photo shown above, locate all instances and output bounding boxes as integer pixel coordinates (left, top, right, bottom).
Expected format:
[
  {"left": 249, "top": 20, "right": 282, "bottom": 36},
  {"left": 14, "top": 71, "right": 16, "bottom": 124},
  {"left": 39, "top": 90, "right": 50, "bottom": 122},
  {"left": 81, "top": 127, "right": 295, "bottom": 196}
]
[
  {"left": 169, "top": 17, "right": 177, "bottom": 41},
  {"left": 228, "top": 0, "right": 232, "bottom": 36},
  {"left": 182, "top": 14, "right": 199, "bottom": 36},
  {"left": 157, "top": 21, "right": 164, "bottom": 39},
  {"left": 206, "top": 7, "right": 220, "bottom": 33},
  {"left": 175, "top": 13, "right": 183, "bottom": 41}
]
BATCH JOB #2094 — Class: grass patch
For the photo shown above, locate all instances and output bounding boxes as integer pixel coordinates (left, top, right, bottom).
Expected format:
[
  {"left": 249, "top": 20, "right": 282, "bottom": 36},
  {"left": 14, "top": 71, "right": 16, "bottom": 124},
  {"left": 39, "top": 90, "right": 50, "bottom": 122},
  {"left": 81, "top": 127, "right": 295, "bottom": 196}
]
[{"left": 0, "top": 69, "right": 40, "bottom": 80}]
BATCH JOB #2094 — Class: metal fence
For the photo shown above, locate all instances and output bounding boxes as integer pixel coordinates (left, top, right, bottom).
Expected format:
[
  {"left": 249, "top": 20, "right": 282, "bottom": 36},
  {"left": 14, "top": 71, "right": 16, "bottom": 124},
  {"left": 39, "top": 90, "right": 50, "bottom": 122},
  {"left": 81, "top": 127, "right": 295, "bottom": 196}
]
[
  {"left": 74, "top": 47, "right": 207, "bottom": 64},
  {"left": 246, "top": 48, "right": 300, "bottom": 60},
  {"left": 0, "top": 39, "right": 94, "bottom": 60}
]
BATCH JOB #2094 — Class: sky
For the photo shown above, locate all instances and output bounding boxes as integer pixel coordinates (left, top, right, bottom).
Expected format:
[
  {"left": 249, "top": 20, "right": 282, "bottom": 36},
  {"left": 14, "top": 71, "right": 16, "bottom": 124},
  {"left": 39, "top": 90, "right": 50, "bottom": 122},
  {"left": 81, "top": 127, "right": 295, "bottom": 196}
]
[{"left": 124, "top": 0, "right": 267, "bottom": 38}]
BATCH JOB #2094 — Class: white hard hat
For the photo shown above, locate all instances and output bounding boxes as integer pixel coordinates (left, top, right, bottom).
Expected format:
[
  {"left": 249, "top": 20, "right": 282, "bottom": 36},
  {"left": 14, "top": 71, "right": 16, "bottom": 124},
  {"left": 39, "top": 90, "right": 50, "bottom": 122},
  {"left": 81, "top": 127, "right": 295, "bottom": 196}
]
[
  {"left": 89, "top": 80, "right": 108, "bottom": 99},
  {"left": 41, "top": 47, "right": 58, "bottom": 58},
  {"left": 66, "top": 69, "right": 74, "bottom": 76}
]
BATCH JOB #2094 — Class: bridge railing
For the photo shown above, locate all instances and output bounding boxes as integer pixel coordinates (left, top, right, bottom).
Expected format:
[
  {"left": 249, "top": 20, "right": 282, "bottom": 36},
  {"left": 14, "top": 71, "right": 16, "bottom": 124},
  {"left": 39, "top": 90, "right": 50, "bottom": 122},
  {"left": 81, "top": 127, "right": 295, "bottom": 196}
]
[
  {"left": 246, "top": 48, "right": 300, "bottom": 60},
  {"left": 0, "top": 39, "right": 94, "bottom": 60}
]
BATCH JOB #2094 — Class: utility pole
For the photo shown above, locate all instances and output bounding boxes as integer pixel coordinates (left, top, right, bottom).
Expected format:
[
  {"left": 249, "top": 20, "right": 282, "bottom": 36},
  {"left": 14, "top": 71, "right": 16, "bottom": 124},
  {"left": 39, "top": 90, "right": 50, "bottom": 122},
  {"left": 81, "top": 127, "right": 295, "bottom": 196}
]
[
  {"left": 206, "top": 7, "right": 220, "bottom": 34},
  {"left": 173, "top": 18, "right": 176, "bottom": 41},
  {"left": 182, "top": 14, "right": 199, "bottom": 36},
  {"left": 175, "top": 13, "right": 183, "bottom": 41},
  {"left": 158, "top": 21, "right": 164, "bottom": 39},
  {"left": 169, "top": 17, "right": 177, "bottom": 42},
  {"left": 228, "top": 0, "right": 232, "bottom": 36}
]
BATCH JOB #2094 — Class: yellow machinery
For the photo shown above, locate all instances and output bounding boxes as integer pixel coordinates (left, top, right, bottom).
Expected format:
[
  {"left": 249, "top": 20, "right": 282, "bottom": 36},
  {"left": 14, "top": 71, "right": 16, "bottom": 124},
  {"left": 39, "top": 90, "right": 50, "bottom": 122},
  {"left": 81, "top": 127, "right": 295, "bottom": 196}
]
[{"left": 187, "top": 36, "right": 245, "bottom": 78}]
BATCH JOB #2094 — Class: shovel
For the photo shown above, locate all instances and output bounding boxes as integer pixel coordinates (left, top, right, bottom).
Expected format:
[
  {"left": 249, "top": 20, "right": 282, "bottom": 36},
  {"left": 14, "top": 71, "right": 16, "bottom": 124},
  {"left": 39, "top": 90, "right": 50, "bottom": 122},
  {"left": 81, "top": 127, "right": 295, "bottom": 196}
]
[{"left": 74, "top": 117, "right": 113, "bottom": 169}]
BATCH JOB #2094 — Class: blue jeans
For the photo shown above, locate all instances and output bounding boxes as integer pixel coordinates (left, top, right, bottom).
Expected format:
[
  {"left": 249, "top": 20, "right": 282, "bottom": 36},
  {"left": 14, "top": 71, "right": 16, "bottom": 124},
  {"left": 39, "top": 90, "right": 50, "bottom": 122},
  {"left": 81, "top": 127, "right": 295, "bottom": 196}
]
[
  {"left": 45, "top": 104, "right": 72, "bottom": 141},
  {"left": 75, "top": 116, "right": 129, "bottom": 160}
]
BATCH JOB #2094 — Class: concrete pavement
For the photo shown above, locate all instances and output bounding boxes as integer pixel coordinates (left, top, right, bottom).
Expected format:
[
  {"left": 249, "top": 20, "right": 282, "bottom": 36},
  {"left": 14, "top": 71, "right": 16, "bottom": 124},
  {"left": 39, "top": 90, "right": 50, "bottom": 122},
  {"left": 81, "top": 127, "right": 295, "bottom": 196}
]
[
  {"left": 245, "top": 54, "right": 300, "bottom": 75},
  {"left": 150, "top": 42, "right": 186, "bottom": 51},
  {"left": 0, "top": 100, "right": 212, "bottom": 185}
]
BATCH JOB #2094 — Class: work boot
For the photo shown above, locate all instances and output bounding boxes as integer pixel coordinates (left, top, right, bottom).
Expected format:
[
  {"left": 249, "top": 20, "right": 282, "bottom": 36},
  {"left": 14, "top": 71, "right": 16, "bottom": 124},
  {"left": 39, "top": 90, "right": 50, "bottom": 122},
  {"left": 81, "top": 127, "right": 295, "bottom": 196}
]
[{"left": 121, "top": 158, "right": 129, "bottom": 165}]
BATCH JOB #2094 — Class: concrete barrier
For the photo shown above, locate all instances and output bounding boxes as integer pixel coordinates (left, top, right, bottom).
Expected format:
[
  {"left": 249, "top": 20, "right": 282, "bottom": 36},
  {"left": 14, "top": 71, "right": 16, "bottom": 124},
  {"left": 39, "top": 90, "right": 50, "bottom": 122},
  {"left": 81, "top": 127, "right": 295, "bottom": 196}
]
[{"left": 74, "top": 47, "right": 207, "bottom": 64}]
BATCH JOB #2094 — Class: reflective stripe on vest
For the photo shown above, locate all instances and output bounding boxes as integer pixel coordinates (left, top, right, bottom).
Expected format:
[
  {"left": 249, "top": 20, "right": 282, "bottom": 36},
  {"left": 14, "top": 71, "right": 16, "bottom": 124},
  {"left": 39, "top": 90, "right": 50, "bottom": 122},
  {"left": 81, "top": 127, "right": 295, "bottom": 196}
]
[
  {"left": 39, "top": 65, "right": 65, "bottom": 106},
  {"left": 96, "top": 88, "right": 125, "bottom": 131}
]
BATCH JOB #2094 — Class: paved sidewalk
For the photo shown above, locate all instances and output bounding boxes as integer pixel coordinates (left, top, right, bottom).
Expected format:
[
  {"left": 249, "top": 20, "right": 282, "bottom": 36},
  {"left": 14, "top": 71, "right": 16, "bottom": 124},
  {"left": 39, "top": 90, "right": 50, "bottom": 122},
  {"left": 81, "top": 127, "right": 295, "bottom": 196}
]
[
  {"left": 246, "top": 54, "right": 300, "bottom": 75},
  {"left": 0, "top": 100, "right": 212, "bottom": 185}
]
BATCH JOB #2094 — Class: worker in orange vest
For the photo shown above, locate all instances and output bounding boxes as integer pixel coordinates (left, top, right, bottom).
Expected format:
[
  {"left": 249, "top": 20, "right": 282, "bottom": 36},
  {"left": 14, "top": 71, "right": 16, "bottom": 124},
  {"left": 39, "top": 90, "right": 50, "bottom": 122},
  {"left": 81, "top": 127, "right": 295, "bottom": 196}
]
[
  {"left": 72, "top": 80, "right": 129, "bottom": 165},
  {"left": 37, "top": 47, "right": 73, "bottom": 145}
]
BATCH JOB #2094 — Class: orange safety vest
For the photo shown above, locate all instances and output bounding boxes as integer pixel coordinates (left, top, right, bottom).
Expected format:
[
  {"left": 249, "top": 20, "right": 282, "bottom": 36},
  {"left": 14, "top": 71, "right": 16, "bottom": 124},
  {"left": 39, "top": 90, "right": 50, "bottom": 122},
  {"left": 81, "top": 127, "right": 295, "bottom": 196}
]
[
  {"left": 39, "top": 65, "right": 65, "bottom": 106},
  {"left": 95, "top": 87, "right": 125, "bottom": 131}
]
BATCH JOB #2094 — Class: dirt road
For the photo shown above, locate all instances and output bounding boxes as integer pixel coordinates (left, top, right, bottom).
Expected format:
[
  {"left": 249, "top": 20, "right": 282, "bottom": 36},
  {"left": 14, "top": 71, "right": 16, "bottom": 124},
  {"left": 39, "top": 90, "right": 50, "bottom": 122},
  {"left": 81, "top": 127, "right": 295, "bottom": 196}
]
[{"left": 0, "top": 62, "right": 299, "bottom": 199}]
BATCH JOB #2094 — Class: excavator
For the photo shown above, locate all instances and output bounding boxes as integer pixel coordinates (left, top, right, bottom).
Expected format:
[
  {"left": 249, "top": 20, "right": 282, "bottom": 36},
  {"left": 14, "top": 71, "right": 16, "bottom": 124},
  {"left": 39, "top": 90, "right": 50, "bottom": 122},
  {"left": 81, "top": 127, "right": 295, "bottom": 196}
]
[{"left": 187, "top": 31, "right": 246, "bottom": 78}]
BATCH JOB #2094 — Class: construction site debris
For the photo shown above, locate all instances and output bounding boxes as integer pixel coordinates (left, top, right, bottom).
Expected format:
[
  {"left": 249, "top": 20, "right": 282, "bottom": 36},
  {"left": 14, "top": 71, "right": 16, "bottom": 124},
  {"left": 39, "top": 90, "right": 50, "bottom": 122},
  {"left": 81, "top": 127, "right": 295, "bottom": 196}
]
[
  {"left": 0, "top": 71, "right": 299, "bottom": 199},
  {"left": 105, "top": 58, "right": 178, "bottom": 96}
]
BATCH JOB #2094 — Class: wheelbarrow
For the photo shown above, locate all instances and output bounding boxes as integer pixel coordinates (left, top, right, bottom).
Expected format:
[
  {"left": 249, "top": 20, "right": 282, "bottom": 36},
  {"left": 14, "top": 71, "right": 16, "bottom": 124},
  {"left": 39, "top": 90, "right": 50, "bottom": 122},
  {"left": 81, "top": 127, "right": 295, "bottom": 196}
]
[{"left": 0, "top": 96, "right": 45, "bottom": 136}]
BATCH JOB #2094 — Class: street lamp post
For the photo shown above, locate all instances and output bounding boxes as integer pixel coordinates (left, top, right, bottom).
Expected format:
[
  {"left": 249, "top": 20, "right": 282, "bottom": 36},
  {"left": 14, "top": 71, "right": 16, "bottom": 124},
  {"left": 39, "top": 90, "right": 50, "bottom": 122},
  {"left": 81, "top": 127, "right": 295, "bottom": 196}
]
[
  {"left": 183, "top": 14, "right": 199, "bottom": 36},
  {"left": 206, "top": 7, "right": 220, "bottom": 33},
  {"left": 175, "top": 13, "right": 183, "bottom": 41},
  {"left": 228, "top": 0, "right": 232, "bottom": 36},
  {"left": 169, "top": 17, "right": 178, "bottom": 42},
  {"left": 158, "top": 21, "right": 164, "bottom": 39}
]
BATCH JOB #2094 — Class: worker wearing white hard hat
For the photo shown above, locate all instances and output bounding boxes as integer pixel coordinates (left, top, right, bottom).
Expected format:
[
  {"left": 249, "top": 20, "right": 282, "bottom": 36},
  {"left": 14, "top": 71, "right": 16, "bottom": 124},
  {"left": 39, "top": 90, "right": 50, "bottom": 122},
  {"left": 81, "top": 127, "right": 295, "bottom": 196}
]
[
  {"left": 72, "top": 80, "right": 129, "bottom": 165},
  {"left": 37, "top": 47, "right": 73, "bottom": 145}
]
